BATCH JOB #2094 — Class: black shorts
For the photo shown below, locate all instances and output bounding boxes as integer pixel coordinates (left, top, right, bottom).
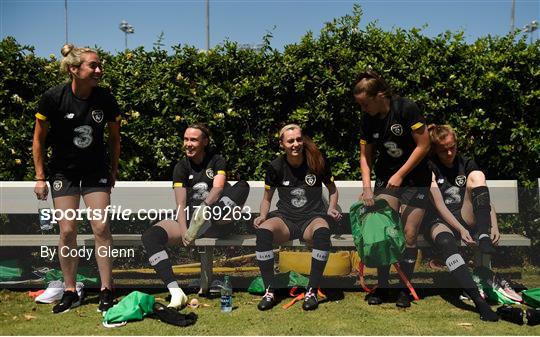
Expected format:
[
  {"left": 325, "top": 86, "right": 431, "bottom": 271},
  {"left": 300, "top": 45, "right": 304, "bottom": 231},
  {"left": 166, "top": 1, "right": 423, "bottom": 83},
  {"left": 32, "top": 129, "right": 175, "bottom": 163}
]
[
  {"left": 266, "top": 210, "right": 335, "bottom": 241},
  {"left": 374, "top": 166, "right": 431, "bottom": 208},
  {"left": 202, "top": 223, "right": 235, "bottom": 239},
  {"left": 422, "top": 211, "right": 476, "bottom": 244},
  {"left": 49, "top": 169, "right": 112, "bottom": 198},
  {"left": 189, "top": 181, "right": 250, "bottom": 239}
]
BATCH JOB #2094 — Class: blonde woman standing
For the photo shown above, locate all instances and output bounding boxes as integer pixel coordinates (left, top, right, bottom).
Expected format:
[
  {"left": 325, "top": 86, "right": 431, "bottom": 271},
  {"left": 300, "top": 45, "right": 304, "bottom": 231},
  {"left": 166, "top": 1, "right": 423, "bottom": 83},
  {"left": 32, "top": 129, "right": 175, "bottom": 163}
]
[{"left": 33, "top": 44, "right": 121, "bottom": 313}]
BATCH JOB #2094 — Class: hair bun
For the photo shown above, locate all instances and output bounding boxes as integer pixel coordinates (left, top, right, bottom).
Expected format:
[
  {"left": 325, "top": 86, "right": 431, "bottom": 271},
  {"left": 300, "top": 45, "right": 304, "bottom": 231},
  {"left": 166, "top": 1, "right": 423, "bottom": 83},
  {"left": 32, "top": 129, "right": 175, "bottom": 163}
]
[{"left": 61, "top": 44, "right": 74, "bottom": 57}]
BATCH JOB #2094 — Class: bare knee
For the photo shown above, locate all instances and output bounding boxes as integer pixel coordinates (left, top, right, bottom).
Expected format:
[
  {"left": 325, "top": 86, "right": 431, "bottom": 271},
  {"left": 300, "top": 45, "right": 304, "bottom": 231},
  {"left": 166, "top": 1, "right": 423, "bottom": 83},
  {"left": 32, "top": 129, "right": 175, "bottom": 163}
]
[
  {"left": 258, "top": 219, "right": 289, "bottom": 243},
  {"left": 302, "top": 220, "right": 329, "bottom": 242},
  {"left": 59, "top": 226, "right": 77, "bottom": 243},
  {"left": 91, "top": 223, "right": 111, "bottom": 240},
  {"left": 404, "top": 227, "right": 418, "bottom": 246},
  {"left": 467, "top": 170, "right": 486, "bottom": 188}
]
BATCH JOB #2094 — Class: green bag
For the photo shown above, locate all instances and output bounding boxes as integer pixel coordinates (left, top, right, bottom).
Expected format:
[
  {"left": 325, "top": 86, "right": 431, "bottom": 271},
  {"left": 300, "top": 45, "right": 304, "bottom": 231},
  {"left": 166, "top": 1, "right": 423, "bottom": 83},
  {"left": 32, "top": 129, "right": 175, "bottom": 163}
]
[
  {"left": 248, "top": 271, "right": 309, "bottom": 294},
  {"left": 349, "top": 199, "right": 405, "bottom": 268},
  {"left": 103, "top": 291, "right": 155, "bottom": 326},
  {"left": 43, "top": 267, "right": 98, "bottom": 285},
  {"left": 0, "top": 260, "right": 23, "bottom": 282},
  {"left": 522, "top": 288, "right": 540, "bottom": 308}
]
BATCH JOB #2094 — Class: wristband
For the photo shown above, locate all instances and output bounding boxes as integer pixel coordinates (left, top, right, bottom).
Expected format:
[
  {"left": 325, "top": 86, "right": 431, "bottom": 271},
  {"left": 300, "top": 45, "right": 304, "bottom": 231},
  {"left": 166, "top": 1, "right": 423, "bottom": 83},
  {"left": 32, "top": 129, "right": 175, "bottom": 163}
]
[{"left": 35, "top": 178, "right": 47, "bottom": 181}]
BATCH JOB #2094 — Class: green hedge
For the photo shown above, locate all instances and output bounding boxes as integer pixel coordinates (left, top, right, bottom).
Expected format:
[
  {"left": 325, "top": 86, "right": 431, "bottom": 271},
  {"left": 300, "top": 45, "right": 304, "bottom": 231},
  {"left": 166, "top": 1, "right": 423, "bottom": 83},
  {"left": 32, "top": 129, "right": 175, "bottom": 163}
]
[{"left": 1, "top": 6, "right": 539, "bottom": 262}]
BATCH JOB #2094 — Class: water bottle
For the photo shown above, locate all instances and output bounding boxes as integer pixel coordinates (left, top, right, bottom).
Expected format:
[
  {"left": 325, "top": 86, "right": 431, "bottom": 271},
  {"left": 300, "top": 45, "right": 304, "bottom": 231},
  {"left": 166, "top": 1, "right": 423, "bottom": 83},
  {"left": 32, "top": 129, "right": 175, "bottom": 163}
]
[
  {"left": 38, "top": 200, "right": 53, "bottom": 231},
  {"left": 220, "top": 275, "right": 233, "bottom": 313}
]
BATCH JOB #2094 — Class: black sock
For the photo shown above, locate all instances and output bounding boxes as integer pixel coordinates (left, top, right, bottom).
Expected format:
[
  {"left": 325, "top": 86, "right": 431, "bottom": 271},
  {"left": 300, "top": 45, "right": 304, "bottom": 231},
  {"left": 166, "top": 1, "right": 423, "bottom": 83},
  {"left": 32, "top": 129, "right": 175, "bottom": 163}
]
[
  {"left": 308, "top": 227, "right": 331, "bottom": 289},
  {"left": 471, "top": 186, "right": 496, "bottom": 254},
  {"left": 377, "top": 265, "right": 390, "bottom": 288},
  {"left": 256, "top": 228, "right": 275, "bottom": 292},
  {"left": 142, "top": 226, "right": 176, "bottom": 285},
  {"left": 473, "top": 297, "right": 499, "bottom": 321},
  {"left": 435, "top": 232, "right": 497, "bottom": 321},
  {"left": 471, "top": 186, "right": 492, "bottom": 236},
  {"left": 400, "top": 247, "right": 418, "bottom": 285}
]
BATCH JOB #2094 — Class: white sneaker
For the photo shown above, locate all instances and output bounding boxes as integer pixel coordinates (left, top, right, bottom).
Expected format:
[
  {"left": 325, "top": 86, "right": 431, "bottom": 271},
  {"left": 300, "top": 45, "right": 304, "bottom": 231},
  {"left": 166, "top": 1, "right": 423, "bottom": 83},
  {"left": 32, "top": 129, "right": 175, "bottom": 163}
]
[
  {"left": 167, "top": 287, "right": 188, "bottom": 309},
  {"left": 495, "top": 275, "right": 522, "bottom": 303},
  {"left": 35, "top": 280, "right": 64, "bottom": 304}
]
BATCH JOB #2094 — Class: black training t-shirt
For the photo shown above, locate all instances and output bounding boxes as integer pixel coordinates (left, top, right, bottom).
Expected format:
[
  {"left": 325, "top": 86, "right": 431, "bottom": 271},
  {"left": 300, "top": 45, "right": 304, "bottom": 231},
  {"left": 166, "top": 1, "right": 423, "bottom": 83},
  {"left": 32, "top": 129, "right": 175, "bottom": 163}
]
[
  {"left": 37, "top": 83, "right": 120, "bottom": 172},
  {"left": 172, "top": 152, "right": 227, "bottom": 205},
  {"left": 264, "top": 155, "right": 333, "bottom": 222},
  {"left": 428, "top": 154, "right": 480, "bottom": 213},
  {"left": 359, "top": 96, "right": 427, "bottom": 178}
]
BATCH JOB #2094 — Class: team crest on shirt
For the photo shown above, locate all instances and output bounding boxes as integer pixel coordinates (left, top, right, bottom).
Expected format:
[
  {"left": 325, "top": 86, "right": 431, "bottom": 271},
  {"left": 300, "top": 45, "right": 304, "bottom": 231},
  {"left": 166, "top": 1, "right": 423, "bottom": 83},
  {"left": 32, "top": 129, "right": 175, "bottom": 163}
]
[
  {"left": 282, "top": 181, "right": 290, "bottom": 186},
  {"left": 91, "top": 110, "right": 104, "bottom": 123},
  {"left": 205, "top": 169, "right": 215, "bottom": 179},
  {"left": 64, "top": 113, "right": 75, "bottom": 119},
  {"left": 455, "top": 175, "right": 466, "bottom": 187},
  {"left": 376, "top": 180, "right": 385, "bottom": 187},
  {"left": 305, "top": 174, "right": 317, "bottom": 186},
  {"left": 373, "top": 133, "right": 379, "bottom": 139},
  {"left": 53, "top": 180, "right": 63, "bottom": 191},
  {"left": 390, "top": 124, "right": 403, "bottom": 136}
]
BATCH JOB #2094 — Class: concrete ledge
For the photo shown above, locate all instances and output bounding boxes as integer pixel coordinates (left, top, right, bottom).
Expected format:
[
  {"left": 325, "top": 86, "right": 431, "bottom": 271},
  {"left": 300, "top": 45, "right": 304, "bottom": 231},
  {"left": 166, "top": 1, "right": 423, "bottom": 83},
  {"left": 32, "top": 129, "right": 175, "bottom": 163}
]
[{"left": 0, "top": 233, "right": 531, "bottom": 247}]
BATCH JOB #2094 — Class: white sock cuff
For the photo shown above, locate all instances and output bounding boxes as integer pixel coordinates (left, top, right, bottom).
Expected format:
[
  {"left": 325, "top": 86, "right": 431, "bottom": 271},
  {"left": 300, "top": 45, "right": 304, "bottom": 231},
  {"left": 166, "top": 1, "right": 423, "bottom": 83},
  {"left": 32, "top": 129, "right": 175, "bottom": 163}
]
[
  {"left": 149, "top": 250, "right": 168, "bottom": 266},
  {"left": 312, "top": 249, "right": 329, "bottom": 261},
  {"left": 256, "top": 250, "right": 274, "bottom": 261},
  {"left": 445, "top": 253, "right": 465, "bottom": 271},
  {"left": 166, "top": 281, "right": 180, "bottom": 289}
]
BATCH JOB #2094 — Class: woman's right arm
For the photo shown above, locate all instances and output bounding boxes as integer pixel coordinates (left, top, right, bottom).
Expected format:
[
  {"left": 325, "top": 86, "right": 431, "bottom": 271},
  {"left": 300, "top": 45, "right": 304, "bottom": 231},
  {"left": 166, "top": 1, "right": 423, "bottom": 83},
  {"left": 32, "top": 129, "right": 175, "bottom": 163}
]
[
  {"left": 253, "top": 188, "right": 274, "bottom": 228},
  {"left": 428, "top": 173, "right": 474, "bottom": 245},
  {"left": 174, "top": 187, "right": 188, "bottom": 233},
  {"left": 359, "top": 142, "right": 375, "bottom": 206},
  {"left": 33, "top": 118, "right": 49, "bottom": 200}
]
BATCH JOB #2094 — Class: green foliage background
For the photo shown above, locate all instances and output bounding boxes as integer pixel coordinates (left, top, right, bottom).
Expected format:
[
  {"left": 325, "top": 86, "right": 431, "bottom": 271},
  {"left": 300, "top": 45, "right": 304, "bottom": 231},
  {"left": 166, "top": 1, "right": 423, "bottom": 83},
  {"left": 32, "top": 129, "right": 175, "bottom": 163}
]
[{"left": 1, "top": 7, "right": 539, "bottom": 262}]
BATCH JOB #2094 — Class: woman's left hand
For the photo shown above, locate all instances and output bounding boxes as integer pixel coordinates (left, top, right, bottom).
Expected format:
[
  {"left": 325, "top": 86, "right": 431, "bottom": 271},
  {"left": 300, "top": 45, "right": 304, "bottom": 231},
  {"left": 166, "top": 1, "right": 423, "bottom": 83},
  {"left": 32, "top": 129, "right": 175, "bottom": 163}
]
[
  {"left": 181, "top": 234, "right": 192, "bottom": 247},
  {"left": 327, "top": 208, "right": 342, "bottom": 221},
  {"left": 490, "top": 226, "right": 500, "bottom": 246},
  {"left": 386, "top": 173, "right": 403, "bottom": 189},
  {"left": 34, "top": 181, "right": 49, "bottom": 200}
]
